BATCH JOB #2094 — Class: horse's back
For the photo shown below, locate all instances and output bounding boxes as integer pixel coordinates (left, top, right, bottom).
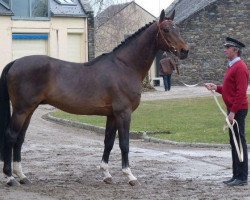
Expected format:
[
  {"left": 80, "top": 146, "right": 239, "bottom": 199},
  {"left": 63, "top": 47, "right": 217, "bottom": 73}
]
[
  {"left": 6, "top": 55, "right": 141, "bottom": 115},
  {"left": 6, "top": 55, "right": 73, "bottom": 109},
  {"left": 6, "top": 55, "right": 114, "bottom": 114}
]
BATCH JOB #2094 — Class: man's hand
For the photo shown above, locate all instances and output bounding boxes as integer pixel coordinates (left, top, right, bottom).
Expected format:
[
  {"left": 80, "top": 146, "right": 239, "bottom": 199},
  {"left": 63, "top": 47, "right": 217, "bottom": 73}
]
[
  {"left": 228, "top": 112, "right": 235, "bottom": 124},
  {"left": 204, "top": 83, "right": 217, "bottom": 91}
]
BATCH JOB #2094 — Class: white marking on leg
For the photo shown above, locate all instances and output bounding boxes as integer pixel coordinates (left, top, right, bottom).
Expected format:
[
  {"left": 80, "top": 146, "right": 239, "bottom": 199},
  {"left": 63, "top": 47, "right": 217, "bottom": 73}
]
[
  {"left": 6, "top": 176, "right": 15, "bottom": 183},
  {"left": 99, "top": 161, "right": 112, "bottom": 180},
  {"left": 122, "top": 167, "right": 137, "bottom": 182},
  {"left": 13, "top": 162, "right": 26, "bottom": 180}
]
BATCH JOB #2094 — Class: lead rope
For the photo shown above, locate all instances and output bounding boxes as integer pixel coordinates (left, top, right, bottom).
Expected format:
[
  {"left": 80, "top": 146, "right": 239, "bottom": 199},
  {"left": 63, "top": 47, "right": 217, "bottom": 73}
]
[
  {"left": 211, "top": 90, "right": 244, "bottom": 162},
  {"left": 175, "top": 72, "right": 200, "bottom": 87},
  {"left": 177, "top": 78, "right": 199, "bottom": 87},
  {"left": 176, "top": 76, "right": 244, "bottom": 161}
]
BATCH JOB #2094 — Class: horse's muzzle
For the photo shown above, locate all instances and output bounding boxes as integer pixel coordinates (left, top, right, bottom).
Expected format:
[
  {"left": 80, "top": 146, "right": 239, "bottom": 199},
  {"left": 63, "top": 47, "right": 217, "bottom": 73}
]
[{"left": 179, "top": 49, "right": 189, "bottom": 60}]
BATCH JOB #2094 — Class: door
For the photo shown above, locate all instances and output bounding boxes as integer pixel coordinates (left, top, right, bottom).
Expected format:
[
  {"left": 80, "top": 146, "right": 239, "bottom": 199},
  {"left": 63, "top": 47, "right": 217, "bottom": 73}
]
[
  {"left": 12, "top": 34, "right": 48, "bottom": 60},
  {"left": 67, "top": 33, "right": 83, "bottom": 63}
]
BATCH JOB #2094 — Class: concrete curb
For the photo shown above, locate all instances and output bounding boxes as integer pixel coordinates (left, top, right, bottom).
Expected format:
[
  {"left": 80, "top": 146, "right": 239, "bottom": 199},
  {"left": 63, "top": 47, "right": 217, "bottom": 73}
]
[
  {"left": 143, "top": 133, "right": 229, "bottom": 149},
  {"left": 42, "top": 113, "right": 106, "bottom": 135},
  {"left": 43, "top": 113, "right": 230, "bottom": 149},
  {"left": 43, "top": 113, "right": 145, "bottom": 139}
]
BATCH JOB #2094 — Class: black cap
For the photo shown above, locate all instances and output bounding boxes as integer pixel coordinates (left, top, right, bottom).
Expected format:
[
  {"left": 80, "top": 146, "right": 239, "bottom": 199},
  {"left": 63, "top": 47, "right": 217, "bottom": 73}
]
[{"left": 224, "top": 37, "right": 246, "bottom": 48}]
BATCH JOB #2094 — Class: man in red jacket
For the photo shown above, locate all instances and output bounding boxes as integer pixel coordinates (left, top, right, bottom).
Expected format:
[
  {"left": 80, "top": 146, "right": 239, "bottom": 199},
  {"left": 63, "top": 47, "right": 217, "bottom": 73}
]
[{"left": 205, "top": 37, "right": 249, "bottom": 186}]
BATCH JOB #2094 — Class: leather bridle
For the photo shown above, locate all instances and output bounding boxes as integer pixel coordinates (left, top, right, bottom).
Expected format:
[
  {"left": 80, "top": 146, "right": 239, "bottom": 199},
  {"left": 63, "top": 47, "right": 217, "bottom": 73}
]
[{"left": 156, "top": 21, "right": 177, "bottom": 54}]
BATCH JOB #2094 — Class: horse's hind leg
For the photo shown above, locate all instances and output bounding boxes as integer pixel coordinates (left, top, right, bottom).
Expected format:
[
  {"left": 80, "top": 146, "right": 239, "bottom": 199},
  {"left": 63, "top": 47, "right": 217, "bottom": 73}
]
[
  {"left": 100, "top": 115, "right": 117, "bottom": 184},
  {"left": 3, "top": 110, "right": 31, "bottom": 186},
  {"left": 13, "top": 111, "right": 34, "bottom": 185}
]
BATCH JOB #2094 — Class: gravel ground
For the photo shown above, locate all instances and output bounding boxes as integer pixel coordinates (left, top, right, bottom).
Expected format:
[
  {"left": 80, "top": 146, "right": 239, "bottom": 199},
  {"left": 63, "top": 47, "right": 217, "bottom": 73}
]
[{"left": 0, "top": 86, "right": 249, "bottom": 200}]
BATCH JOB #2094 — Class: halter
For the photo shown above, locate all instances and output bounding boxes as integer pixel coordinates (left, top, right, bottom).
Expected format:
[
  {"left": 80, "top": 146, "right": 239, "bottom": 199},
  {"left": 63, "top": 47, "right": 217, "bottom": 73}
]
[{"left": 156, "top": 21, "right": 177, "bottom": 54}]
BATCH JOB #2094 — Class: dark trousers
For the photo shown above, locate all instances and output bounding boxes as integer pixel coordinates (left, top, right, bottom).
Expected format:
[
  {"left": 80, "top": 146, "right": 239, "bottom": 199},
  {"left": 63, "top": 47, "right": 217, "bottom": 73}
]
[
  {"left": 162, "top": 74, "right": 172, "bottom": 91},
  {"left": 229, "top": 109, "right": 248, "bottom": 181}
]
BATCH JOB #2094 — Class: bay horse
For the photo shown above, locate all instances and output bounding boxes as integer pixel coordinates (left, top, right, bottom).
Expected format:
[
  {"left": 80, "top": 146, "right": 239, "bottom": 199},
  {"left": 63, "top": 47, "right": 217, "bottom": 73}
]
[{"left": 0, "top": 10, "right": 188, "bottom": 186}]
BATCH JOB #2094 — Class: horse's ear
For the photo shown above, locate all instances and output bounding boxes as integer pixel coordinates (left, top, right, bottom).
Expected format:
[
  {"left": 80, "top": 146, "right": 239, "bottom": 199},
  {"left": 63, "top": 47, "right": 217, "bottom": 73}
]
[
  {"left": 168, "top": 10, "right": 175, "bottom": 20},
  {"left": 159, "top": 9, "right": 165, "bottom": 23}
]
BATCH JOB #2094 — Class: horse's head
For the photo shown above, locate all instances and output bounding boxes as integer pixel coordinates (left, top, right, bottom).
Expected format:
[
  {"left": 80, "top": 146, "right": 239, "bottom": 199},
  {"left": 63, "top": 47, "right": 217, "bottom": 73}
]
[{"left": 157, "top": 10, "right": 189, "bottom": 60}]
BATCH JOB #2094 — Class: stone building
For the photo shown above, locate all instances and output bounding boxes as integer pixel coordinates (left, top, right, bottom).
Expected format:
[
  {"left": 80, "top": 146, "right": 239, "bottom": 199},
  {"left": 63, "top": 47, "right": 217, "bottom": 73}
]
[
  {"left": 163, "top": 0, "right": 250, "bottom": 85},
  {"left": 0, "top": 0, "right": 95, "bottom": 71},
  {"left": 95, "top": 1, "right": 158, "bottom": 82},
  {"left": 95, "top": 1, "right": 156, "bottom": 56}
]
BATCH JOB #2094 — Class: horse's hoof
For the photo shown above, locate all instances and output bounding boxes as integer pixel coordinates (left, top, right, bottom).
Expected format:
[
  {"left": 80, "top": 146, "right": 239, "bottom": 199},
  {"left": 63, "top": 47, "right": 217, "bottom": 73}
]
[
  {"left": 129, "top": 179, "right": 140, "bottom": 186},
  {"left": 103, "top": 177, "right": 113, "bottom": 184},
  {"left": 20, "top": 178, "right": 32, "bottom": 185},
  {"left": 7, "top": 179, "right": 20, "bottom": 187}
]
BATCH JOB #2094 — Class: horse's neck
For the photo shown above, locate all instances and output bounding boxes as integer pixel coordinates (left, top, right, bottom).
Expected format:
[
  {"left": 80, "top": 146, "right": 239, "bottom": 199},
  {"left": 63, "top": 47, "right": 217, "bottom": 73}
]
[{"left": 115, "top": 23, "right": 158, "bottom": 80}]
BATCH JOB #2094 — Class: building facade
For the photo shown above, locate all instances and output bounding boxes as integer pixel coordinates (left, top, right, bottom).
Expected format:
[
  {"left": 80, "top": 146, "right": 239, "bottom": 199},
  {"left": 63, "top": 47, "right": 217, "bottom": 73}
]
[{"left": 0, "top": 0, "right": 94, "bottom": 71}]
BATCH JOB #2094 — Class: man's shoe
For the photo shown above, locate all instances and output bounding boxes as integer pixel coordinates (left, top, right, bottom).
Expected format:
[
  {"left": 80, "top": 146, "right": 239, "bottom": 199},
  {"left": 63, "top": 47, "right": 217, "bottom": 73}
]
[
  {"left": 223, "top": 177, "right": 235, "bottom": 184},
  {"left": 227, "top": 179, "right": 248, "bottom": 186}
]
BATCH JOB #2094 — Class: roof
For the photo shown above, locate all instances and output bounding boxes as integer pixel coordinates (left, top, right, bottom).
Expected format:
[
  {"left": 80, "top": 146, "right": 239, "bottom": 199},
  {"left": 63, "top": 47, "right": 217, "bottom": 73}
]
[
  {"left": 79, "top": 0, "right": 93, "bottom": 14},
  {"left": 0, "top": 0, "right": 92, "bottom": 17},
  {"left": 50, "top": 0, "right": 87, "bottom": 17},
  {"left": 165, "top": 0, "right": 218, "bottom": 23},
  {"left": 95, "top": 1, "right": 155, "bottom": 28},
  {"left": 95, "top": 2, "right": 131, "bottom": 27}
]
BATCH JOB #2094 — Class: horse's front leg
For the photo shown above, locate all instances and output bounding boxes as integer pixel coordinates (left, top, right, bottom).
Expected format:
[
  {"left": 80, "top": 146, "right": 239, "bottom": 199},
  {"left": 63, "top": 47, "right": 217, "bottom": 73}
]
[
  {"left": 100, "top": 115, "right": 117, "bottom": 184},
  {"left": 116, "top": 110, "right": 139, "bottom": 186}
]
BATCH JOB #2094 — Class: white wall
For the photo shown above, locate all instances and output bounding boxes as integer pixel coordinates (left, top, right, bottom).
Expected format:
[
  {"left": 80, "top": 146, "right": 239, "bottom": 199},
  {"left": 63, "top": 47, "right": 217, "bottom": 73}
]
[{"left": 0, "top": 16, "right": 88, "bottom": 71}]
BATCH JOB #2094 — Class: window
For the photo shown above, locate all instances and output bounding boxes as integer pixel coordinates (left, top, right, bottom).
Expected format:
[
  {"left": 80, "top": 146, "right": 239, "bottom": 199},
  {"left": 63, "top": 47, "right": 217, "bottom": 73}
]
[
  {"left": 12, "top": 0, "right": 29, "bottom": 18},
  {"left": 55, "top": 0, "right": 76, "bottom": 5},
  {"left": 31, "top": 0, "right": 49, "bottom": 17},
  {"left": 11, "top": 0, "right": 49, "bottom": 19}
]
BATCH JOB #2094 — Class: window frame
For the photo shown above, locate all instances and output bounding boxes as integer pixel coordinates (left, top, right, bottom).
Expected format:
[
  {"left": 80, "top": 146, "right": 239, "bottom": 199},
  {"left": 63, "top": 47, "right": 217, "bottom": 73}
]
[
  {"left": 11, "top": 0, "right": 50, "bottom": 21},
  {"left": 54, "top": 0, "right": 76, "bottom": 6},
  {"left": 0, "top": 0, "right": 10, "bottom": 9}
]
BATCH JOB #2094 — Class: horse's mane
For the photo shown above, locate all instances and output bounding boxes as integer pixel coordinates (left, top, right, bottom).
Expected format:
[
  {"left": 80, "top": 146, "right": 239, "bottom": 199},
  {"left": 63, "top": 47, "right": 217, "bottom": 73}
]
[
  {"left": 84, "top": 20, "right": 156, "bottom": 66},
  {"left": 112, "top": 20, "right": 155, "bottom": 52},
  {"left": 84, "top": 53, "right": 109, "bottom": 66}
]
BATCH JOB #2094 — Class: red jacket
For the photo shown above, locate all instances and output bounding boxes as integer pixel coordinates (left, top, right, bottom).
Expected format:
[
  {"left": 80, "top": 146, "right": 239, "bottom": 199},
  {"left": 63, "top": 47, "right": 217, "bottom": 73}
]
[{"left": 216, "top": 60, "right": 249, "bottom": 113}]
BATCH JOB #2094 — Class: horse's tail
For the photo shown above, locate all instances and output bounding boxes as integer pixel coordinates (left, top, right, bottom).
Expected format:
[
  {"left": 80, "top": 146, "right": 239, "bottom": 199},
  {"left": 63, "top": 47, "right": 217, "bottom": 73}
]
[{"left": 0, "top": 61, "right": 15, "bottom": 161}]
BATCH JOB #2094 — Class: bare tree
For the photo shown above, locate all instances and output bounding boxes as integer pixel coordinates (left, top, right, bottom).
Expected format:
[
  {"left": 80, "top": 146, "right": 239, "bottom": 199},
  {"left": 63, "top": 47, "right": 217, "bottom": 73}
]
[{"left": 88, "top": 0, "right": 130, "bottom": 16}]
